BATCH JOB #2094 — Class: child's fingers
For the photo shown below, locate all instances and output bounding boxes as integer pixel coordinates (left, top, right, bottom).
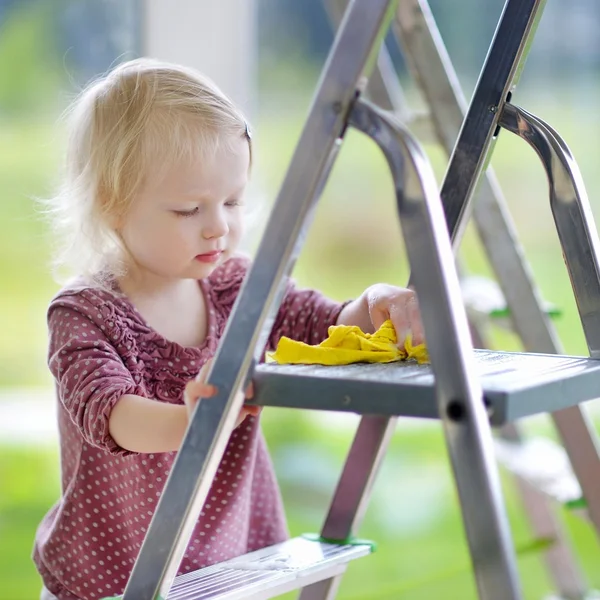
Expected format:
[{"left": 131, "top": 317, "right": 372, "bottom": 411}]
[
  {"left": 184, "top": 379, "right": 217, "bottom": 407},
  {"left": 235, "top": 405, "right": 263, "bottom": 428},
  {"left": 406, "top": 294, "right": 425, "bottom": 346},
  {"left": 244, "top": 405, "right": 262, "bottom": 418},
  {"left": 244, "top": 381, "right": 254, "bottom": 399},
  {"left": 369, "top": 305, "right": 389, "bottom": 332},
  {"left": 195, "top": 359, "right": 213, "bottom": 383},
  {"left": 388, "top": 303, "right": 409, "bottom": 346}
]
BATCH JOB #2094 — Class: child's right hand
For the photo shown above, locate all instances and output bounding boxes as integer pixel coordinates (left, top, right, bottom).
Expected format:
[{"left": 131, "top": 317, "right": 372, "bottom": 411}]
[{"left": 183, "top": 360, "right": 261, "bottom": 429}]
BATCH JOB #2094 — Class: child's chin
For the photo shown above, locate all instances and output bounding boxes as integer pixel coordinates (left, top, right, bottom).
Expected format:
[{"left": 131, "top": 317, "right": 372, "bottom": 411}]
[{"left": 189, "top": 260, "right": 223, "bottom": 278}]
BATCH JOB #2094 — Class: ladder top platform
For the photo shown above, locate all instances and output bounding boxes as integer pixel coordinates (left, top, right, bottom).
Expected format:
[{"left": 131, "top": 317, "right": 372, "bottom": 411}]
[{"left": 251, "top": 351, "right": 600, "bottom": 425}]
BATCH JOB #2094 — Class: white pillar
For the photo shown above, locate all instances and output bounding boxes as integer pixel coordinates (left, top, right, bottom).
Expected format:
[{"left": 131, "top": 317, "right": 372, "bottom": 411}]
[{"left": 141, "top": 0, "right": 257, "bottom": 117}]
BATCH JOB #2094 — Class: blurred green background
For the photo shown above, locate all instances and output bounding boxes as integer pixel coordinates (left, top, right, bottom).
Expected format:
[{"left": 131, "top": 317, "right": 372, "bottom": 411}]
[{"left": 2, "top": 0, "right": 600, "bottom": 599}]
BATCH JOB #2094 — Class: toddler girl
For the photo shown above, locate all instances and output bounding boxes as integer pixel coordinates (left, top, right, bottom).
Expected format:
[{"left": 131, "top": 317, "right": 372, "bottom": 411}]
[{"left": 33, "top": 58, "right": 424, "bottom": 600}]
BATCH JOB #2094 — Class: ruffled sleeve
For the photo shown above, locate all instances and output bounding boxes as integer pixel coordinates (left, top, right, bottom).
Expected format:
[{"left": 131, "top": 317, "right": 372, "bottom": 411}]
[{"left": 47, "top": 292, "right": 145, "bottom": 456}]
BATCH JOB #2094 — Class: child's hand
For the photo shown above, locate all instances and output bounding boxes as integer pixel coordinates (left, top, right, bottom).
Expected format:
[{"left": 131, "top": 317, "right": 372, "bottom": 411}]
[
  {"left": 365, "top": 284, "right": 425, "bottom": 346},
  {"left": 183, "top": 360, "right": 261, "bottom": 429}
]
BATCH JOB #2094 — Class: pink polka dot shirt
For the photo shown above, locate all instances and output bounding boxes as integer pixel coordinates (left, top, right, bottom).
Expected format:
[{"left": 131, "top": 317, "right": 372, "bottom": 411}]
[{"left": 33, "top": 256, "right": 347, "bottom": 600}]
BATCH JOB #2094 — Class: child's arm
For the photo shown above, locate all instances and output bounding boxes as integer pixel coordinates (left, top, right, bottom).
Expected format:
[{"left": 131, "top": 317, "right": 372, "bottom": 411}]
[
  {"left": 108, "top": 365, "right": 259, "bottom": 453},
  {"left": 267, "top": 279, "right": 424, "bottom": 349},
  {"left": 108, "top": 394, "right": 190, "bottom": 453},
  {"left": 107, "top": 367, "right": 217, "bottom": 455},
  {"left": 48, "top": 299, "right": 205, "bottom": 457}
]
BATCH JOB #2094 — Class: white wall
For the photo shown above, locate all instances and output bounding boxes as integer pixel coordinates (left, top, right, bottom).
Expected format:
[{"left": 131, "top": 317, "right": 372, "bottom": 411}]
[{"left": 141, "top": 0, "right": 257, "bottom": 117}]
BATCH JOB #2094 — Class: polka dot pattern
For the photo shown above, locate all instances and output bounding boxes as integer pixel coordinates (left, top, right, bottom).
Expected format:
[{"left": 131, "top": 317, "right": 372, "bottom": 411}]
[{"left": 33, "top": 256, "right": 347, "bottom": 600}]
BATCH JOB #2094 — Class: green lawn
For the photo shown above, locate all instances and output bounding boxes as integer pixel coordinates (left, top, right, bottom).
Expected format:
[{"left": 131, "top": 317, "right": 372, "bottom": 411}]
[{"left": 2, "top": 89, "right": 600, "bottom": 598}]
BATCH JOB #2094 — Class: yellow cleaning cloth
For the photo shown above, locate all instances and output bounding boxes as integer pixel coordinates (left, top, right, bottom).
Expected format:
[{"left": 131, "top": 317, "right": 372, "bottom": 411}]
[{"left": 266, "top": 319, "right": 429, "bottom": 366}]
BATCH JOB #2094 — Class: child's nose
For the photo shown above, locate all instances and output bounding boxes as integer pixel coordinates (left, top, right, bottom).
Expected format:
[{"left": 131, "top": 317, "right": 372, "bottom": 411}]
[{"left": 202, "top": 209, "right": 229, "bottom": 239}]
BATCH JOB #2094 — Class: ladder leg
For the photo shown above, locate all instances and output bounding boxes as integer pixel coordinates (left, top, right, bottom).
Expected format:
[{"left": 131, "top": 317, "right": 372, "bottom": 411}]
[
  {"left": 468, "top": 325, "right": 587, "bottom": 599},
  {"left": 299, "top": 416, "right": 396, "bottom": 600},
  {"left": 438, "top": 0, "right": 546, "bottom": 247},
  {"left": 499, "top": 103, "right": 600, "bottom": 541},
  {"left": 121, "top": 2, "right": 401, "bottom": 598},
  {"left": 501, "top": 424, "right": 588, "bottom": 599},
  {"left": 299, "top": 578, "right": 342, "bottom": 600},
  {"left": 399, "top": 12, "right": 600, "bottom": 553},
  {"left": 349, "top": 98, "right": 522, "bottom": 599},
  {"left": 393, "top": 2, "right": 589, "bottom": 596}
]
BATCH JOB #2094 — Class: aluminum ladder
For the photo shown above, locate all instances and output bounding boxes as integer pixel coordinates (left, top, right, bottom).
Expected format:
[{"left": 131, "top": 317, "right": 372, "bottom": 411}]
[
  {"left": 111, "top": 1, "right": 600, "bottom": 598},
  {"left": 323, "top": 0, "right": 600, "bottom": 597}
]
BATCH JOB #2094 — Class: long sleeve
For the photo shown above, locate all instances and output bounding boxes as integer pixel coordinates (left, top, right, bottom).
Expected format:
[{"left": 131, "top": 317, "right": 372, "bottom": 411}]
[{"left": 48, "top": 301, "right": 143, "bottom": 456}]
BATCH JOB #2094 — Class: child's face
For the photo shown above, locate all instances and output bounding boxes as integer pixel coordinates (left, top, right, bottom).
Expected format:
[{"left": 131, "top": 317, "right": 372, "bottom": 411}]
[{"left": 120, "top": 135, "right": 249, "bottom": 284}]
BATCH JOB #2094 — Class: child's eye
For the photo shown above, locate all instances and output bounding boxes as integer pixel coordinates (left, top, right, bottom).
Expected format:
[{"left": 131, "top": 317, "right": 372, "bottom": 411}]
[
  {"left": 173, "top": 207, "right": 199, "bottom": 218},
  {"left": 225, "top": 199, "right": 242, "bottom": 208}
]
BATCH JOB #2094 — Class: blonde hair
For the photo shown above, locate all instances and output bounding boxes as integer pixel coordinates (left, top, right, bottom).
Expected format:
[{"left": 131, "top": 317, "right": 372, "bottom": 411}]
[{"left": 47, "top": 57, "right": 252, "bottom": 284}]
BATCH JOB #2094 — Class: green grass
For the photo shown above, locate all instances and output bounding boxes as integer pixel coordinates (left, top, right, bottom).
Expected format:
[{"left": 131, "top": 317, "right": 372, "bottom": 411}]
[{"left": 0, "top": 445, "right": 60, "bottom": 599}]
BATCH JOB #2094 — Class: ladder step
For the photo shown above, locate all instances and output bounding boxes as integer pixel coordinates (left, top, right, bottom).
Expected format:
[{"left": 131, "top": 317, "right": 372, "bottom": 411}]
[
  {"left": 461, "top": 276, "right": 561, "bottom": 327},
  {"left": 252, "top": 350, "right": 600, "bottom": 426},
  {"left": 166, "top": 537, "right": 372, "bottom": 599},
  {"left": 494, "top": 437, "right": 588, "bottom": 518}
]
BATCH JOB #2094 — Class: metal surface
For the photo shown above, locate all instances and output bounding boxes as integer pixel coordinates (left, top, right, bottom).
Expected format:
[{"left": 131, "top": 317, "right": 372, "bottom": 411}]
[
  {"left": 327, "top": 2, "right": 582, "bottom": 593},
  {"left": 500, "top": 104, "right": 600, "bottom": 358},
  {"left": 394, "top": 0, "right": 562, "bottom": 353},
  {"left": 166, "top": 537, "right": 370, "bottom": 600},
  {"left": 395, "top": 1, "right": 592, "bottom": 593},
  {"left": 498, "top": 103, "right": 600, "bottom": 540},
  {"left": 439, "top": 0, "right": 547, "bottom": 246},
  {"left": 478, "top": 328, "right": 586, "bottom": 599},
  {"left": 254, "top": 351, "right": 600, "bottom": 425},
  {"left": 298, "top": 415, "right": 397, "bottom": 600},
  {"left": 495, "top": 435, "right": 583, "bottom": 506},
  {"left": 348, "top": 98, "right": 521, "bottom": 598},
  {"left": 122, "top": 1, "right": 400, "bottom": 598},
  {"left": 496, "top": 432, "right": 589, "bottom": 599},
  {"left": 326, "top": 0, "right": 401, "bottom": 115},
  {"left": 298, "top": 578, "right": 342, "bottom": 600}
]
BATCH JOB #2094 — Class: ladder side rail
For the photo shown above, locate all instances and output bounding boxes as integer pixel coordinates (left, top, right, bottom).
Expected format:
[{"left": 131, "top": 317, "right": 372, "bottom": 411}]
[
  {"left": 471, "top": 320, "right": 587, "bottom": 598},
  {"left": 438, "top": 0, "right": 547, "bottom": 247},
  {"left": 349, "top": 97, "right": 522, "bottom": 599},
  {"left": 393, "top": 10, "right": 599, "bottom": 521},
  {"left": 393, "top": 0, "right": 561, "bottom": 353},
  {"left": 394, "top": 3, "right": 588, "bottom": 594},
  {"left": 298, "top": 416, "right": 397, "bottom": 600},
  {"left": 326, "top": 0, "right": 404, "bottom": 115},
  {"left": 499, "top": 104, "right": 600, "bottom": 357},
  {"left": 122, "top": 1, "right": 401, "bottom": 598},
  {"left": 499, "top": 102, "right": 600, "bottom": 539}
]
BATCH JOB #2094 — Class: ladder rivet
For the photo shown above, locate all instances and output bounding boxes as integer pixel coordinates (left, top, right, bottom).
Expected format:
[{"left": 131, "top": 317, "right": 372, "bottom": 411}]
[
  {"left": 447, "top": 400, "right": 465, "bottom": 421},
  {"left": 342, "top": 395, "right": 352, "bottom": 406},
  {"left": 489, "top": 105, "right": 498, "bottom": 113}
]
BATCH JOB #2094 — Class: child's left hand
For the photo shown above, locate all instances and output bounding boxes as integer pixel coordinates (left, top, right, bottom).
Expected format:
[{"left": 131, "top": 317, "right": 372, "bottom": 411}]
[
  {"left": 364, "top": 284, "right": 425, "bottom": 346},
  {"left": 185, "top": 360, "right": 262, "bottom": 428}
]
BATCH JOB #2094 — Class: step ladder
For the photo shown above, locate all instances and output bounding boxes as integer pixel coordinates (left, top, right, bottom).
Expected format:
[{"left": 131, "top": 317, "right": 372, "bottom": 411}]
[
  {"left": 321, "top": 0, "right": 600, "bottom": 596},
  {"left": 112, "top": 1, "right": 600, "bottom": 598}
]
